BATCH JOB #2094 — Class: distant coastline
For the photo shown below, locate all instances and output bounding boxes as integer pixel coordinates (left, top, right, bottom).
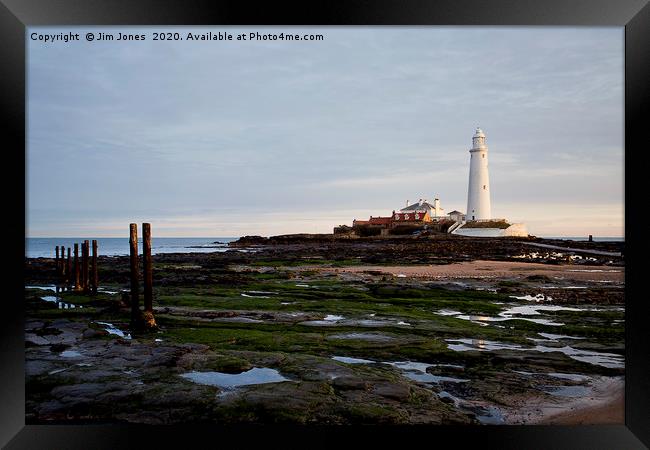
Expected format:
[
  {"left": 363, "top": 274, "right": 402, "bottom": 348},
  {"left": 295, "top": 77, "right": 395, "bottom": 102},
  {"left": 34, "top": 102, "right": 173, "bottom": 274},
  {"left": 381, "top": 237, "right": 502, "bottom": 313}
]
[{"left": 25, "top": 235, "right": 624, "bottom": 259}]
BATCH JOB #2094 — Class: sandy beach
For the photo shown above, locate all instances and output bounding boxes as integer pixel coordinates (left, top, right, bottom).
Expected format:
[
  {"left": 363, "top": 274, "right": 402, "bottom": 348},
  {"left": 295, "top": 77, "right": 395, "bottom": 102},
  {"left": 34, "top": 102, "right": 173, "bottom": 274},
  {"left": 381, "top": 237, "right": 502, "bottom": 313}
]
[
  {"left": 323, "top": 260, "right": 624, "bottom": 283},
  {"left": 505, "top": 376, "right": 624, "bottom": 425}
]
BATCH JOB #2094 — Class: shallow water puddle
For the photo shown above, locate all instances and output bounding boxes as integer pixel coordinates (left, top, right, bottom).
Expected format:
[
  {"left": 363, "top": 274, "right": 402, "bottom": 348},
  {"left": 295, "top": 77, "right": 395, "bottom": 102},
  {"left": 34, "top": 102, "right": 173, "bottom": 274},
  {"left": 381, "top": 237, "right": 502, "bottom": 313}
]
[
  {"left": 26, "top": 285, "right": 57, "bottom": 291},
  {"left": 505, "top": 304, "right": 582, "bottom": 315},
  {"left": 514, "top": 370, "right": 591, "bottom": 383},
  {"left": 241, "top": 292, "right": 271, "bottom": 298},
  {"left": 355, "top": 319, "right": 391, "bottom": 326},
  {"left": 40, "top": 296, "right": 83, "bottom": 309},
  {"left": 97, "top": 287, "right": 120, "bottom": 294},
  {"left": 537, "top": 333, "right": 585, "bottom": 341},
  {"left": 453, "top": 313, "right": 563, "bottom": 327},
  {"left": 220, "top": 317, "right": 264, "bottom": 323},
  {"left": 439, "top": 302, "right": 599, "bottom": 327},
  {"left": 331, "top": 357, "right": 469, "bottom": 384},
  {"left": 388, "top": 361, "right": 469, "bottom": 384},
  {"left": 475, "top": 405, "right": 505, "bottom": 424},
  {"left": 437, "top": 390, "right": 462, "bottom": 406},
  {"left": 510, "top": 294, "right": 551, "bottom": 302},
  {"left": 539, "top": 385, "right": 591, "bottom": 397},
  {"left": 95, "top": 321, "right": 131, "bottom": 339},
  {"left": 546, "top": 372, "right": 591, "bottom": 382},
  {"left": 180, "top": 367, "right": 289, "bottom": 388},
  {"left": 60, "top": 350, "right": 82, "bottom": 358},
  {"left": 300, "top": 314, "right": 345, "bottom": 326},
  {"left": 332, "top": 356, "right": 375, "bottom": 364},
  {"left": 301, "top": 314, "right": 406, "bottom": 327},
  {"left": 446, "top": 338, "right": 624, "bottom": 368},
  {"left": 324, "top": 314, "right": 344, "bottom": 321},
  {"left": 447, "top": 339, "right": 525, "bottom": 352},
  {"left": 327, "top": 332, "right": 395, "bottom": 342}
]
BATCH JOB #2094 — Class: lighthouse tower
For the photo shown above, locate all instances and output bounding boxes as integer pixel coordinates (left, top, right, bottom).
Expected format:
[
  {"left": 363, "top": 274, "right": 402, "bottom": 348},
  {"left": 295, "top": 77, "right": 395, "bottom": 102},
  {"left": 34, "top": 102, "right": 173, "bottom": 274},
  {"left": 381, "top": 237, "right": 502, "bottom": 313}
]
[{"left": 466, "top": 127, "right": 491, "bottom": 221}]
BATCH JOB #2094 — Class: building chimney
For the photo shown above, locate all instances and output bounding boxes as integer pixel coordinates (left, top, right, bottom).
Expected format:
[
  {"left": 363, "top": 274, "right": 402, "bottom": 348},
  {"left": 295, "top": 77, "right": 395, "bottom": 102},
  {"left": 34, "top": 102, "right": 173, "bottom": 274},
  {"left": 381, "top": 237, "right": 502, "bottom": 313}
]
[{"left": 406, "top": 200, "right": 409, "bottom": 206}]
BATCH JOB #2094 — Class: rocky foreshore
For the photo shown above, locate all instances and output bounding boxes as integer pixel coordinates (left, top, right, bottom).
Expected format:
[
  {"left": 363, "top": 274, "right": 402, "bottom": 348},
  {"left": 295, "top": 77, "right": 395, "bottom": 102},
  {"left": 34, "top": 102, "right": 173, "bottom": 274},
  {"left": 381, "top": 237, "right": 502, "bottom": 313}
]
[{"left": 24, "top": 235, "right": 625, "bottom": 425}]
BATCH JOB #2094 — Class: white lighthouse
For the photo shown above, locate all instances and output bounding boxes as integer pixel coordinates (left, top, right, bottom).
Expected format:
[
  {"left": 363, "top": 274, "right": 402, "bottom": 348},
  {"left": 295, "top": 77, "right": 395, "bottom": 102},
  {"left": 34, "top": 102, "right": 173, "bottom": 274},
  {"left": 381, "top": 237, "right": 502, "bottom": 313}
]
[{"left": 466, "top": 127, "right": 491, "bottom": 221}]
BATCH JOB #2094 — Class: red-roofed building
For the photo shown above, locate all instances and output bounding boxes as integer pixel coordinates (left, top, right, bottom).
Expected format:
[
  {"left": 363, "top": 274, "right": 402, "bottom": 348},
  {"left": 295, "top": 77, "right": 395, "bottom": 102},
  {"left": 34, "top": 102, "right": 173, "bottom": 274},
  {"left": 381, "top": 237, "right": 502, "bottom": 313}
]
[{"left": 368, "top": 216, "right": 393, "bottom": 226}]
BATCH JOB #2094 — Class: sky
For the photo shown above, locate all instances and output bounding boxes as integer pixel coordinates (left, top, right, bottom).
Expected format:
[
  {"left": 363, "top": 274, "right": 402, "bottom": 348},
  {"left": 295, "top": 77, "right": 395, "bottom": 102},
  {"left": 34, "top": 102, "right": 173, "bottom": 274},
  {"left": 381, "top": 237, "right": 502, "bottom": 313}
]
[{"left": 27, "top": 27, "right": 624, "bottom": 238}]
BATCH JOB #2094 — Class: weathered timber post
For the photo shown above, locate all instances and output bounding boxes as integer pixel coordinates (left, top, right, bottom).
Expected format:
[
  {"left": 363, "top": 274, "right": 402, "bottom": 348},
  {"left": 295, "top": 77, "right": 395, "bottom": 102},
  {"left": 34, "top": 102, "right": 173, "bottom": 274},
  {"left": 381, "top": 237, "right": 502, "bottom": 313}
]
[
  {"left": 60, "top": 246, "right": 67, "bottom": 289},
  {"left": 588, "top": 234, "right": 593, "bottom": 242},
  {"left": 129, "top": 224, "right": 141, "bottom": 329},
  {"left": 66, "top": 248, "right": 72, "bottom": 290},
  {"left": 79, "top": 242, "right": 85, "bottom": 291},
  {"left": 91, "top": 240, "right": 98, "bottom": 295},
  {"left": 73, "top": 243, "right": 81, "bottom": 292},
  {"left": 55, "top": 246, "right": 60, "bottom": 276},
  {"left": 82, "top": 240, "right": 90, "bottom": 294},
  {"left": 143, "top": 224, "right": 153, "bottom": 312},
  {"left": 142, "top": 223, "right": 157, "bottom": 329}
]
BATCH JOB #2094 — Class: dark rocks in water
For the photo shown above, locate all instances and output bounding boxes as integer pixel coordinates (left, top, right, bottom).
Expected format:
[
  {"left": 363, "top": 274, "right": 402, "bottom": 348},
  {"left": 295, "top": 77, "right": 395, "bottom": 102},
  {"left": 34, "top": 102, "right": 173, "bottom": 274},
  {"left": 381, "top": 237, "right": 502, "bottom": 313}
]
[
  {"left": 525, "top": 274, "right": 552, "bottom": 282},
  {"left": 49, "top": 343, "right": 70, "bottom": 352},
  {"left": 35, "top": 327, "right": 62, "bottom": 337},
  {"left": 82, "top": 328, "right": 109, "bottom": 339},
  {"left": 230, "top": 235, "right": 269, "bottom": 246}
]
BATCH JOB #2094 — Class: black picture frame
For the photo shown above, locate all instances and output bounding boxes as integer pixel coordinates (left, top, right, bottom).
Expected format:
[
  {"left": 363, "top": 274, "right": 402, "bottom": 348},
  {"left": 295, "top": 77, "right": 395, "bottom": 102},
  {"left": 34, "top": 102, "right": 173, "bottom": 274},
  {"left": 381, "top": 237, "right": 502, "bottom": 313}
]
[{"left": 2, "top": 1, "right": 648, "bottom": 448}]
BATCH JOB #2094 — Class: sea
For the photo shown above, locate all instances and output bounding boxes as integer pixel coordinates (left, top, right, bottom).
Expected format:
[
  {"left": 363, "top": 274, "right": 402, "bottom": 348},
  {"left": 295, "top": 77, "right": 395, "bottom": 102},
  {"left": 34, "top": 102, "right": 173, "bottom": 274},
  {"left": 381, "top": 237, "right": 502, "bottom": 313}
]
[
  {"left": 541, "top": 237, "right": 624, "bottom": 242},
  {"left": 25, "top": 237, "right": 239, "bottom": 259},
  {"left": 25, "top": 236, "right": 624, "bottom": 259}
]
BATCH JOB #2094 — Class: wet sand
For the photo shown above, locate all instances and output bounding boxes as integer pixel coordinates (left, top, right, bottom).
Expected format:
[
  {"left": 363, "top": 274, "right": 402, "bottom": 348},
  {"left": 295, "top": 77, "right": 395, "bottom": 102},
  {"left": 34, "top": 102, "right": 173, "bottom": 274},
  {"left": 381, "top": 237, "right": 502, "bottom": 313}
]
[
  {"left": 501, "top": 376, "right": 624, "bottom": 425},
  {"left": 322, "top": 260, "right": 624, "bottom": 283}
]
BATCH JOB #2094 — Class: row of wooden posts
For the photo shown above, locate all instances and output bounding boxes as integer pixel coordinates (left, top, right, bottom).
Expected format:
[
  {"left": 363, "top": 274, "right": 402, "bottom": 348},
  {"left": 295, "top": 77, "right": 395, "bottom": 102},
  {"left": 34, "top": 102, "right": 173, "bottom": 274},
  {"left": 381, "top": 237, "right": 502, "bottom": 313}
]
[
  {"left": 53, "top": 223, "right": 157, "bottom": 331},
  {"left": 54, "top": 240, "right": 98, "bottom": 294}
]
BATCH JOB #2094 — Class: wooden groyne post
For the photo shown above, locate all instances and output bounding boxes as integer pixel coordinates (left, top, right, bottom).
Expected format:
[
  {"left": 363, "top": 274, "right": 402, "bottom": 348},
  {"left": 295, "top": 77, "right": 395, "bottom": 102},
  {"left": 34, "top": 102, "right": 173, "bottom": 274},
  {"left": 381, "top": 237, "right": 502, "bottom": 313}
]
[
  {"left": 55, "top": 245, "right": 60, "bottom": 276},
  {"left": 142, "top": 223, "right": 157, "bottom": 329},
  {"left": 91, "top": 240, "right": 98, "bottom": 295},
  {"left": 143, "top": 223, "right": 153, "bottom": 312},
  {"left": 82, "top": 240, "right": 90, "bottom": 294},
  {"left": 60, "top": 246, "right": 67, "bottom": 289},
  {"left": 66, "top": 247, "right": 72, "bottom": 290},
  {"left": 80, "top": 242, "right": 86, "bottom": 291},
  {"left": 129, "top": 224, "right": 141, "bottom": 329},
  {"left": 73, "top": 243, "right": 81, "bottom": 292}
]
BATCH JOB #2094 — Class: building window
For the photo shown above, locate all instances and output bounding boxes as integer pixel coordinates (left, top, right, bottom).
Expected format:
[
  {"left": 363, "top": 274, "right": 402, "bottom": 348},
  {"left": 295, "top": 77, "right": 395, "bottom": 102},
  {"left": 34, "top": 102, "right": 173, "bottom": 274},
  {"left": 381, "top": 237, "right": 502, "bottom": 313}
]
[
  {"left": 483, "top": 185, "right": 486, "bottom": 190},
  {"left": 482, "top": 154, "right": 485, "bottom": 159}
]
